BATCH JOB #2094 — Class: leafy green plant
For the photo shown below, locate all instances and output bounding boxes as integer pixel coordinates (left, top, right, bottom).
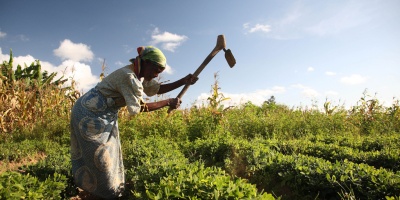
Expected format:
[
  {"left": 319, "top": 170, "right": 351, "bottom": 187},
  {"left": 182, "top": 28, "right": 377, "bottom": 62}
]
[
  {"left": 0, "top": 171, "right": 67, "bottom": 199},
  {"left": 207, "top": 72, "right": 230, "bottom": 112},
  {"left": 1, "top": 49, "right": 67, "bottom": 88},
  {"left": 348, "top": 90, "right": 387, "bottom": 135},
  {"left": 146, "top": 162, "right": 275, "bottom": 200}
]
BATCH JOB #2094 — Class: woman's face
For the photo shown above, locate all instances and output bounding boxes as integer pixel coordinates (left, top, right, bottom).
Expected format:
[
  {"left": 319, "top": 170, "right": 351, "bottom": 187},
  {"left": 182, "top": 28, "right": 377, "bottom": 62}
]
[{"left": 142, "top": 60, "right": 165, "bottom": 81}]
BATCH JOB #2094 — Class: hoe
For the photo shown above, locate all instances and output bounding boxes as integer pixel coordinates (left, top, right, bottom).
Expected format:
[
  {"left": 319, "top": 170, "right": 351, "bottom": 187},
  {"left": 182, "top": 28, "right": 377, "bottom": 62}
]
[{"left": 168, "top": 34, "right": 236, "bottom": 113}]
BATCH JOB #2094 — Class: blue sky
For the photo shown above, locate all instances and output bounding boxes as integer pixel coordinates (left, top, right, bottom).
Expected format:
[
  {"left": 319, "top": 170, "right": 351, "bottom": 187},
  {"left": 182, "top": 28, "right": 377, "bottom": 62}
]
[{"left": 1, "top": 0, "right": 399, "bottom": 109}]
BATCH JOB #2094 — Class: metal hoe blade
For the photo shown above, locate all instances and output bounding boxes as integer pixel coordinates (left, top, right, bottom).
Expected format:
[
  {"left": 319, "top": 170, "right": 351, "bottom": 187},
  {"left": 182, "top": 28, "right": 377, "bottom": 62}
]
[{"left": 224, "top": 48, "right": 236, "bottom": 68}]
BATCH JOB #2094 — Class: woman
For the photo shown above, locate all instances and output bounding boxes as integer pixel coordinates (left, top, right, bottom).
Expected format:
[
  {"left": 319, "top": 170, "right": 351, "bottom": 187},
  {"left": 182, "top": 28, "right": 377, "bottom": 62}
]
[{"left": 70, "top": 46, "right": 197, "bottom": 198}]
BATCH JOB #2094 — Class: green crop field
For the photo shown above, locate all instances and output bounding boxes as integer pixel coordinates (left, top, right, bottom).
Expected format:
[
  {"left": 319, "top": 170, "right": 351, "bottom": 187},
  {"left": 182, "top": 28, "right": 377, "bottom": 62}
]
[{"left": 1, "top": 52, "right": 400, "bottom": 199}]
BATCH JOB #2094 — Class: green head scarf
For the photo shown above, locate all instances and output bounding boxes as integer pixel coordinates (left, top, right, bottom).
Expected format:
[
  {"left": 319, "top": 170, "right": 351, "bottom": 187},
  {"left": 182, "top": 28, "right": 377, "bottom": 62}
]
[{"left": 130, "top": 46, "right": 166, "bottom": 68}]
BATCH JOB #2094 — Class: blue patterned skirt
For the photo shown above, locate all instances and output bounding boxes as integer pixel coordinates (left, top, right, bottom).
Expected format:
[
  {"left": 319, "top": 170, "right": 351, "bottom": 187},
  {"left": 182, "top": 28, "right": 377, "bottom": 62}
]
[{"left": 70, "top": 88, "right": 124, "bottom": 198}]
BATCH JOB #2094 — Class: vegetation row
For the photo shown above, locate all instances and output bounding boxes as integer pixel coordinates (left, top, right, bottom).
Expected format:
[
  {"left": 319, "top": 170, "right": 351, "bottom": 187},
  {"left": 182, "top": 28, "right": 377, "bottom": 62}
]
[{"left": 1, "top": 51, "right": 400, "bottom": 199}]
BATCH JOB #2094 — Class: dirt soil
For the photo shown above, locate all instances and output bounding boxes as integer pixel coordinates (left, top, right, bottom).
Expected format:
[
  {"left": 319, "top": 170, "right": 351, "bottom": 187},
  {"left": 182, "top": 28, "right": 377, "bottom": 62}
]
[{"left": 0, "top": 152, "right": 46, "bottom": 174}]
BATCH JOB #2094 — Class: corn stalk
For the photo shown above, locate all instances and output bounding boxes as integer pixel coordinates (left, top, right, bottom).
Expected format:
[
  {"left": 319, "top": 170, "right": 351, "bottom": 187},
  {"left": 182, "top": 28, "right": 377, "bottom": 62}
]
[{"left": 0, "top": 50, "right": 77, "bottom": 134}]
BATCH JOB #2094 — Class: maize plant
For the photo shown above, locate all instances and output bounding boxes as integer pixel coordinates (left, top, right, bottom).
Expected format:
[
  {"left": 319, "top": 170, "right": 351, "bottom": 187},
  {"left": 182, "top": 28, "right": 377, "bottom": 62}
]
[
  {"left": 0, "top": 50, "right": 78, "bottom": 134},
  {"left": 207, "top": 72, "right": 231, "bottom": 113}
]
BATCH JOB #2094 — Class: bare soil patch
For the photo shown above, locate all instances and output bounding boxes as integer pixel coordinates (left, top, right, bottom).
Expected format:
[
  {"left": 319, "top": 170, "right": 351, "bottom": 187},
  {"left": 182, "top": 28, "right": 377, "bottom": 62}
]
[{"left": 0, "top": 152, "right": 46, "bottom": 174}]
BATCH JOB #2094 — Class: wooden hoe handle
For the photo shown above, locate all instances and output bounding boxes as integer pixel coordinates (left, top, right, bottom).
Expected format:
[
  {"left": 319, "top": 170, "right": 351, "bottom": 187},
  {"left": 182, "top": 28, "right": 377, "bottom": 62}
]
[{"left": 168, "top": 35, "right": 226, "bottom": 113}]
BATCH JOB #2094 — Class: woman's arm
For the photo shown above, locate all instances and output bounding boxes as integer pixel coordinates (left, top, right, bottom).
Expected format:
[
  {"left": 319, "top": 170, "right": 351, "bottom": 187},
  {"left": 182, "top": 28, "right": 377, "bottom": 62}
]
[
  {"left": 140, "top": 98, "right": 181, "bottom": 112},
  {"left": 157, "top": 74, "right": 198, "bottom": 94}
]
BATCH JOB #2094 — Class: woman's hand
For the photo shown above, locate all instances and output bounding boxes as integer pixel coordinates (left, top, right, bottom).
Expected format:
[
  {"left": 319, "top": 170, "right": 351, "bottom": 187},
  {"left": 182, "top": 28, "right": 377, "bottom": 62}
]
[
  {"left": 181, "top": 74, "right": 198, "bottom": 85},
  {"left": 158, "top": 74, "right": 199, "bottom": 95},
  {"left": 168, "top": 98, "right": 182, "bottom": 109}
]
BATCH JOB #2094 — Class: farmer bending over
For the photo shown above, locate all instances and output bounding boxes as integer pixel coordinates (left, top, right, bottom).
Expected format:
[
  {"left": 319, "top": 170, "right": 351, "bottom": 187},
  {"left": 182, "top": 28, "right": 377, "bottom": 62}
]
[{"left": 70, "top": 46, "right": 197, "bottom": 199}]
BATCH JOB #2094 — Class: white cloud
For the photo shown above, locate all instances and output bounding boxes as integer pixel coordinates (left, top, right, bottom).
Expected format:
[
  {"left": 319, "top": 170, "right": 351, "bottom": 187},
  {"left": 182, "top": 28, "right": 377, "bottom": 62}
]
[
  {"left": 0, "top": 48, "right": 99, "bottom": 93},
  {"left": 340, "top": 74, "right": 367, "bottom": 85},
  {"left": 291, "top": 84, "right": 319, "bottom": 98},
  {"left": 16, "top": 34, "right": 29, "bottom": 41},
  {"left": 164, "top": 64, "right": 173, "bottom": 75},
  {"left": 0, "top": 48, "right": 8, "bottom": 61},
  {"left": 58, "top": 60, "right": 99, "bottom": 92},
  {"left": 53, "top": 39, "right": 94, "bottom": 62},
  {"left": 195, "top": 86, "right": 285, "bottom": 107},
  {"left": 325, "top": 71, "right": 336, "bottom": 76},
  {"left": 243, "top": 23, "right": 271, "bottom": 34},
  {"left": 150, "top": 28, "right": 188, "bottom": 52},
  {"left": 0, "top": 31, "right": 28, "bottom": 41},
  {"left": 0, "top": 49, "right": 38, "bottom": 70},
  {"left": 248, "top": 1, "right": 376, "bottom": 39},
  {"left": 302, "top": 89, "right": 319, "bottom": 98},
  {"left": 123, "top": 44, "right": 134, "bottom": 54},
  {"left": 325, "top": 90, "right": 339, "bottom": 96},
  {"left": 307, "top": 67, "right": 314, "bottom": 72},
  {"left": 115, "top": 61, "right": 125, "bottom": 66},
  {"left": 245, "top": 4, "right": 302, "bottom": 39},
  {"left": 305, "top": 1, "right": 374, "bottom": 36},
  {"left": 0, "top": 31, "right": 6, "bottom": 39}
]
